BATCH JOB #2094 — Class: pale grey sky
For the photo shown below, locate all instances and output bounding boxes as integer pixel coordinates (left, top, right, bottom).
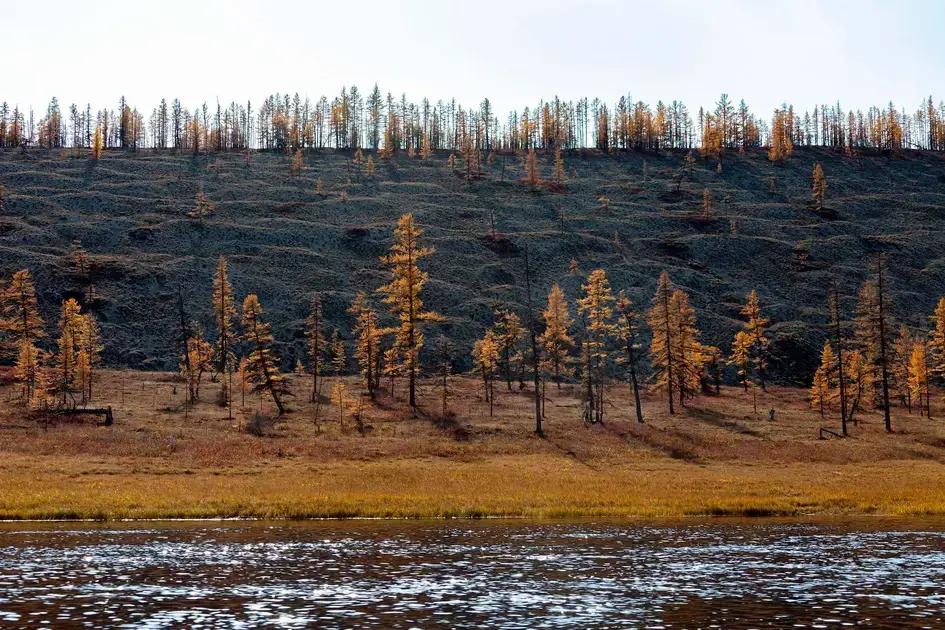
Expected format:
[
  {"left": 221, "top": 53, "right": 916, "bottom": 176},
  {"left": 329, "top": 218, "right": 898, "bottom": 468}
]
[{"left": 5, "top": 0, "right": 943, "bottom": 115}]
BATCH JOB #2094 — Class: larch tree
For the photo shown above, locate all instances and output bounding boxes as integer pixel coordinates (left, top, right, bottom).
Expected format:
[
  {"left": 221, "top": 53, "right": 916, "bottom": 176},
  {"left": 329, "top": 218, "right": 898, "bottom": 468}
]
[
  {"left": 846, "top": 350, "right": 870, "bottom": 424},
  {"left": 212, "top": 256, "right": 237, "bottom": 407},
  {"left": 472, "top": 330, "right": 500, "bottom": 416},
  {"left": 2, "top": 269, "right": 45, "bottom": 350},
  {"left": 493, "top": 308, "right": 525, "bottom": 391},
  {"left": 669, "top": 289, "right": 709, "bottom": 407},
  {"left": 812, "top": 162, "right": 827, "bottom": 211},
  {"left": 829, "top": 285, "right": 850, "bottom": 436},
  {"left": 853, "top": 256, "right": 894, "bottom": 431},
  {"left": 810, "top": 341, "right": 837, "bottom": 417},
  {"left": 180, "top": 329, "right": 212, "bottom": 403},
  {"left": 91, "top": 125, "right": 103, "bottom": 160},
  {"left": 377, "top": 213, "right": 440, "bottom": 409},
  {"left": 928, "top": 297, "right": 945, "bottom": 387},
  {"left": 737, "top": 289, "right": 770, "bottom": 390},
  {"left": 348, "top": 292, "right": 381, "bottom": 398},
  {"left": 539, "top": 283, "right": 573, "bottom": 390},
  {"left": 701, "top": 188, "right": 713, "bottom": 219},
  {"left": 647, "top": 271, "right": 677, "bottom": 414},
  {"left": 435, "top": 335, "right": 452, "bottom": 418},
  {"left": 892, "top": 325, "right": 916, "bottom": 412},
  {"left": 730, "top": 330, "right": 753, "bottom": 392},
  {"left": 577, "top": 269, "right": 616, "bottom": 424},
  {"left": 241, "top": 294, "right": 289, "bottom": 415},
  {"left": 53, "top": 299, "right": 83, "bottom": 406},
  {"left": 75, "top": 313, "right": 102, "bottom": 403},
  {"left": 306, "top": 295, "right": 326, "bottom": 403},
  {"left": 2, "top": 269, "right": 45, "bottom": 398},
  {"left": 328, "top": 329, "right": 346, "bottom": 377},
  {"left": 553, "top": 147, "right": 565, "bottom": 184},
  {"left": 616, "top": 291, "right": 645, "bottom": 423},
  {"left": 908, "top": 340, "right": 931, "bottom": 418},
  {"left": 524, "top": 148, "right": 539, "bottom": 187}
]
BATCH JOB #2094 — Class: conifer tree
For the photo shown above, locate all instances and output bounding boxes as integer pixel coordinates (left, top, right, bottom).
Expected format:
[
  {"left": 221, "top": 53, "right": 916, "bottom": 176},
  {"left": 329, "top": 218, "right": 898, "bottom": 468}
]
[
  {"left": 810, "top": 341, "right": 837, "bottom": 417},
  {"left": 493, "top": 308, "right": 525, "bottom": 391},
  {"left": 472, "top": 330, "right": 500, "bottom": 416},
  {"left": 348, "top": 292, "right": 381, "bottom": 398},
  {"left": 829, "top": 285, "right": 850, "bottom": 435},
  {"left": 328, "top": 329, "right": 346, "bottom": 376},
  {"left": 291, "top": 148, "right": 304, "bottom": 176},
  {"left": 553, "top": 147, "right": 564, "bottom": 184},
  {"left": 730, "top": 330, "right": 753, "bottom": 391},
  {"left": 701, "top": 188, "right": 712, "bottom": 219},
  {"left": 75, "top": 313, "right": 102, "bottom": 403},
  {"left": 53, "top": 299, "right": 83, "bottom": 406},
  {"left": 211, "top": 256, "right": 236, "bottom": 405},
  {"left": 420, "top": 133, "right": 433, "bottom": 159},
  {"left": 846, "top": 350, "right": 870, "bottom": 424},
  {"left": 892, "top": 325, "right": 916, "bottom": 411},
  {"left": 241, "top": 294, "right": 288, "bottom": 415},
  {"left": 2, "top": 269, "right": 45, "bottom": 355},
  {"left": 539, "top": 284, "right": 573, "bottom": 390},
  {"left": 180, "top": 330, "right": 212, "bottom": 403},
  {"left": 737, "top": 289, "right": 770, "bottom": 390},
  {"left": 435, "top": 335, "right": 452, "bottom": 417},
  {"left": 929, "top": 297, "right": 945, "bottom": 384},
  {"left": 189, "top": 190, "right": 216, "bottom": 224},
  {"left": 524, "top": 148, "right": 539, "bottom": 187},
  {"left": 647, "top": 271, "right": 677, "bottom": 414},
  {"left": 669, "top": 289, "right": 708, "bottom": 406},
  {"left": 377, "top": 213, "right": 441, "bottom": 408},
  {"left": 365, "top": 155, "right": 376, "bottom": 177},
  {"left": 577, "top": 269, "right": 616, "bottom": 423},
  {"left": 13, "top": 340, "right": 43, "bottom": 405},
  {"left": 91, "top": 126, "right": 103, "bottom": 160},
  {"left": 908, "top": 341, "right": 931, "bottom": 418},
  {"left": 812, "top": 162, "right": 827, "bottom": 211},
  {"left": 616, "top": 291, "right": 645, "bottom": 423},
  {"left": 306, "top": 295, "right": 325, "bottom": 403}
]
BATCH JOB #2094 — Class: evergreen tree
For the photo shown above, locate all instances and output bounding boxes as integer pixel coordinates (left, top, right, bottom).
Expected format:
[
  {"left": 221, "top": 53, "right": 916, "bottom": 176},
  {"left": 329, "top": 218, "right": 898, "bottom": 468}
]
[
  {"left": 737, "top": 289, "right": 770, "bottom": 390},
  {"left": 348, "top": 292, "right": 381, "bottom": 397},
  {"left": 812, "top": 162, "right": 827, "bottom": 211},
  {"left": 908, "top": 340, "right": 931, "bottom": 418},
  {"left": 647, "top": 271, "right": 677, "bottom": 414},
  {"left": 929, "top": 297, "right": 945, "bottom": 384},
  {"left": 306, "top": 295, "right": 325, "bottom": 403},
  {"left": 493, "top": 308, "right": 525, "bottom": 391},
  {"left": 241, "top": 294, "right": 288, "bottom": 415},
  {"left": 1, "top": 269, "right": 45, "bottom": 356},
  {"left": 810, "top": 341, "right": 837, "bottom": 417},
  {"left": 539, "top": 283, "right": 573, "bottom": 390},
  {"left": 377, "top": 213, "right": 441, "bottom": 408},
  {"left": 53, "top": 299, "right": 83, "bottom": 406},
  {"left": 669, "top": 289, "right": 709, "bottom": 406},
  {"left": 472, "top": 331, "right": 499, "bottom": 416},
  {"left": 577, "top": 269, "right": 616, "bottom": 423},
  {"left": 616, "top": 291, "right": 645, "bottom": 423},
  {"left": 211, "top": 256, "right": 237, "bottom": 406}
]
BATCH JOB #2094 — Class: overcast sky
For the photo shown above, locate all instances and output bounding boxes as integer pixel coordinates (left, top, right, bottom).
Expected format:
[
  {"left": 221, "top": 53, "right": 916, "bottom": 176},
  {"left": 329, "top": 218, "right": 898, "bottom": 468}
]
[{"left": 5, "top": 0, "right": 943, "bottom": 116}]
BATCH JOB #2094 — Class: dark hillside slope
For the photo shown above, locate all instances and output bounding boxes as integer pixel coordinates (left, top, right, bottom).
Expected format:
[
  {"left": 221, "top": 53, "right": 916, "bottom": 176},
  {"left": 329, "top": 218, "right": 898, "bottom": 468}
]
[{"left": 2, "top": 148, "right": 944, "bottom": 379}]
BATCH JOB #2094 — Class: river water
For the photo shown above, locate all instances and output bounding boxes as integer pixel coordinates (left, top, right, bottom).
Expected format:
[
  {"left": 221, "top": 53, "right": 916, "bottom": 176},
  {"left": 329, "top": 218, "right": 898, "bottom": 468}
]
[{"left": 1, "top": 519, "right": 944, "bottom": 628}]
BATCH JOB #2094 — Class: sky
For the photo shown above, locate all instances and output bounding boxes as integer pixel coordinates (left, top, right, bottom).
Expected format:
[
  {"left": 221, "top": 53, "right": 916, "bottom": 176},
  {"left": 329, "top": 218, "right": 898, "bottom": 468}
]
[{"left": 5, "top": 0, "right": 944, "bottom": 117}]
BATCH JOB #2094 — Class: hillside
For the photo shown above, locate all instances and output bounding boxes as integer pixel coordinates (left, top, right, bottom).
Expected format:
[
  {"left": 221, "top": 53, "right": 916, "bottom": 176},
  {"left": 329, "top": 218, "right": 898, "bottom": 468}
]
[{"left": 2, "top": 147, "right": 945, "bottom": 379}]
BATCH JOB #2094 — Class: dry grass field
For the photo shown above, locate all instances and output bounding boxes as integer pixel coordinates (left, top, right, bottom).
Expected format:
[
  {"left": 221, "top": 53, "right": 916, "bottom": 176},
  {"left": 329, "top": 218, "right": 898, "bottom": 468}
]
[{"left": 2, "top": 370, "right": 944, "bottom": 520}]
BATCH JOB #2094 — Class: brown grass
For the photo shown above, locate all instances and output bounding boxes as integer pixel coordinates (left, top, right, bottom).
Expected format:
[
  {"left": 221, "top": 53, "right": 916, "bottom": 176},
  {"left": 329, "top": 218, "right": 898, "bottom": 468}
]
[{"left": 1, "top": 370, "right": 944, "bottom": 520}]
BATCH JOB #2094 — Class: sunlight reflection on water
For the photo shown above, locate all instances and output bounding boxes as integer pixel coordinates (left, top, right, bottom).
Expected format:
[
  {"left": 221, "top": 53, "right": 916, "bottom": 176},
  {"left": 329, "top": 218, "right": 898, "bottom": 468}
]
[{"left": 1, "top": 520, "right": 945, "bottom": 627}]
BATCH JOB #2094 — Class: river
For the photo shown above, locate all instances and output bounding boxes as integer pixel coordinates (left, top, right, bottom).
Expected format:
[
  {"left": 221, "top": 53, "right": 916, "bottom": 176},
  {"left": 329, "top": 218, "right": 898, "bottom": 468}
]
[{"left": 1, "top": 519, "right": 944, "bottom": 627}]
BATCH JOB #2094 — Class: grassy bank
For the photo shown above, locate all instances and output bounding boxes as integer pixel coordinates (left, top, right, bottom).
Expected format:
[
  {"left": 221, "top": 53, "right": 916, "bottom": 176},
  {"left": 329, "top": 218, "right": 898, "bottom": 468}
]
[
  {"left": 2, "top": 371, "right": 945, "bottom": 520},
  {"left": 3, "top": 455, "right": 945, "bottom": 520}
]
